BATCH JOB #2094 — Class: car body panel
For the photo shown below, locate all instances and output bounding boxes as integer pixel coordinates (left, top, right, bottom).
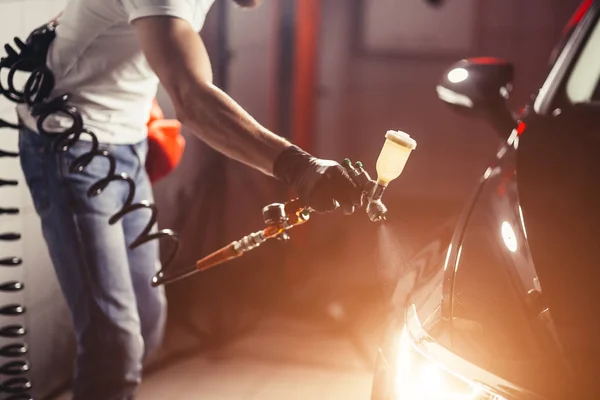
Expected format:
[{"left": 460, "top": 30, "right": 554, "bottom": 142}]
[
  {"left": 448, "top": 138, "right": 568, "bottom": 397},
  {"left": 371, "top": 1, "right": 600, "bottom": 399}
]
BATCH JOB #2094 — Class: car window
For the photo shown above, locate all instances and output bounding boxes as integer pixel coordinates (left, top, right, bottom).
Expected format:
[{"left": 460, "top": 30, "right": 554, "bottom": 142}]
[{"left": 566, "top": 17, "right": 600, "bottom": 104}]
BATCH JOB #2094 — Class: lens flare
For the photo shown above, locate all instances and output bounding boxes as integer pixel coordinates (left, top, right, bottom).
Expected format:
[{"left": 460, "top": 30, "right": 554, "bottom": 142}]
[{"left": 394, "top": 328, "right": 496, "bottom": 400}]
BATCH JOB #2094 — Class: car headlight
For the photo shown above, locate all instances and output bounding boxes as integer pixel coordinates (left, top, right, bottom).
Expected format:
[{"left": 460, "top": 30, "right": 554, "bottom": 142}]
[{"left": 394, "top": 317, "right": 507, "bottom": 400}]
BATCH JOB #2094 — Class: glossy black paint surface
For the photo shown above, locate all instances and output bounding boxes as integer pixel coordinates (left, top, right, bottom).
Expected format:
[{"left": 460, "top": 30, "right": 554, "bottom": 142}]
[
  {"left": 438, "top": 58, "right": 514, "bottom": 107},
  {"left": 371, "top": 2, "right": 600, "bottom": 399},
  {"left": 517, "top": 107, "right": 600, "bottom": 395},
  {"left": 448, "top": 138, "right": 569, "bottom": 397}
]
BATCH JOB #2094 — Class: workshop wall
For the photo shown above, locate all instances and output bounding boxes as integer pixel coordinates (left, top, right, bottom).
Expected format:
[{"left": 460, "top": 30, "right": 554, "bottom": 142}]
[
  {"left": 318, "top": 0, "right": 583, "bottom": 210},
  {"left": 0, "top": 0, "right": 75, "bottom": 398}
]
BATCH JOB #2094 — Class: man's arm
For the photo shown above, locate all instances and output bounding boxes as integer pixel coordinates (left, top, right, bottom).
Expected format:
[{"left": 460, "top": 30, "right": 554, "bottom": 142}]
[
  {"left": 131, "top": 15, "right": 362, "bottom": 214},
  {"left": 132, "top": 16, "right": 290, "bottom": 177}
]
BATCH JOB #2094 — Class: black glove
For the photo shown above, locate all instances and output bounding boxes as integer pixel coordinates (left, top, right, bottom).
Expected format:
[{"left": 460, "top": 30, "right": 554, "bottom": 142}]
[{"left": 273, "top": 145, "right": 363, "bottom": 214}]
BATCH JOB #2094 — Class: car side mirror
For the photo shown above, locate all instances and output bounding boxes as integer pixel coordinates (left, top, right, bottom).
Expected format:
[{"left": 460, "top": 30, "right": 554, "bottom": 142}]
[{"left": 436, "top": 57, "right": 517, "bottom": 139}]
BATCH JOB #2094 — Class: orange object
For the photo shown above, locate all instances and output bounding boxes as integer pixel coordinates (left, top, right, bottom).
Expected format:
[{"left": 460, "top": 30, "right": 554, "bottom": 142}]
[
  {"left": 194, "top": 198, "right": 310, "bottom": 274},
  {"left": 146, "top": 99, "right": 185, "bottom": 183},
  {"left": 291, "top": 0, "right": 320, "bottom": 152}
]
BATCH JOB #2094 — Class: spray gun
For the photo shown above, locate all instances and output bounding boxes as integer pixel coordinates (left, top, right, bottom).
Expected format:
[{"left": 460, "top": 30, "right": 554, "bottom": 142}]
[
  {"left": 344, "top": 129, "right": 418, "bottom": 222},
  {"left": 151, "top": 130, "right": 416, "bottom": 286}
]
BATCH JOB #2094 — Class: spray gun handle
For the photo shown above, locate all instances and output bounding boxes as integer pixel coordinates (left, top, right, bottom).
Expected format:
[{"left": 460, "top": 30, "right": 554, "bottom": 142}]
[
  {"left": 342, "top": 158, "right": 377, "bottom": 201},
  {"left": 280, "top": 158, "right": 383, "bottom": 222},
  {"left": 342, "top": 158, "right": 388, "bottom": 222}
]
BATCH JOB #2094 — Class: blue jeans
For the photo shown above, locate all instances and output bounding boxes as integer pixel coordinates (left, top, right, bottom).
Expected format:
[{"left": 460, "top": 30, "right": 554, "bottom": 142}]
[{"left": 18, "top": 126, "right": 167, "bottom": 400}]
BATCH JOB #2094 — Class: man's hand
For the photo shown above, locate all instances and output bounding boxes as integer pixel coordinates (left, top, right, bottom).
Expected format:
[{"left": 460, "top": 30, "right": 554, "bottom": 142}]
[{"left": 273, "top": 146, "right": 363, "bottom": 214}]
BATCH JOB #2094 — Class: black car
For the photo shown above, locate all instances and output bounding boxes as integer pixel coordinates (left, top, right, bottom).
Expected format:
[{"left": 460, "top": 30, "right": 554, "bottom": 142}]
[{"left": 370, "top": 0, "right": 600, "bottom": 399}]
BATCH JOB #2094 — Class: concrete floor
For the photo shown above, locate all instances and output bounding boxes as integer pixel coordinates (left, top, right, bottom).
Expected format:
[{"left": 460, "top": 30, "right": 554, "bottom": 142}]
[
  {"left": 50, "top": 312, "right": 379, "bottom": 400},
  {"left": 139, "top": 316, "right": 376, "bottom": 400}
]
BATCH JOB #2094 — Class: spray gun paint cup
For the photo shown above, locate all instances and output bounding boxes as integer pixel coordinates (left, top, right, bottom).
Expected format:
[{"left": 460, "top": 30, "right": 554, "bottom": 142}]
[
  {"left": 376, "top": 130, "right": 417, "bottom": 187},
  {"left": 365, "top": 130, "right": 417, "bottom": 222}
]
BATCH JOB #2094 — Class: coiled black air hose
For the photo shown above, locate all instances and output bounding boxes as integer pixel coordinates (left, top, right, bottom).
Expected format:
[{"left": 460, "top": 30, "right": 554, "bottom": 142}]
[{"left": 0, "top": 24, "right": 193, "bottom": 399}]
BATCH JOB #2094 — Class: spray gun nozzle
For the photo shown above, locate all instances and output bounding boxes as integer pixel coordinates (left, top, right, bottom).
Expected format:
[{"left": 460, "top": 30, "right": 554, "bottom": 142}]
[
  {"left": 367, "top": 203, "right": 387, "bottom": 222},
  {"left": 365, "top": 183, "right": 388, "bottom": 222}
]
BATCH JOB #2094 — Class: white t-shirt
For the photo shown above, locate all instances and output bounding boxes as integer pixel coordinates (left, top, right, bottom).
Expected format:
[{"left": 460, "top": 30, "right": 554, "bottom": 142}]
[{"left": 17, "top": 0, "right": 216, "bottom": 144}]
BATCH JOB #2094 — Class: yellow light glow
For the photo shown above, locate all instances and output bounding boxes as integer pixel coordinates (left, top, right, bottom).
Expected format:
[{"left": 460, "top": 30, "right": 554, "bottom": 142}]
[
  {"left": 418, "top": 363, "right": 445, "bottom": 397},
  {"left": 394, "top": 329, "right": 414, "bottom": 396},
  {"left": 394, "top": 328, "right": 495, "bottom": 400}
]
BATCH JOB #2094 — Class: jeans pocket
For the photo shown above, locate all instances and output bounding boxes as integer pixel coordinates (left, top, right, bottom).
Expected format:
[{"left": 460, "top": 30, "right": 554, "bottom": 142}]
[
  {"left": 18, "top": 131, "right": 51, "bottom": 214},
  {"left": 58, "top": 139, "right": 105, "bottom": 178},
  {"left": 57, "top": 140, "right": 126, "bottom": 216}
]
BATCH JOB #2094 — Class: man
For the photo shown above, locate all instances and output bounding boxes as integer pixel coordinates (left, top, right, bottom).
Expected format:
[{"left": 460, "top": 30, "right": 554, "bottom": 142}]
[{"left": 14, "top": 0, "right": 362, "bottom": 399}]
